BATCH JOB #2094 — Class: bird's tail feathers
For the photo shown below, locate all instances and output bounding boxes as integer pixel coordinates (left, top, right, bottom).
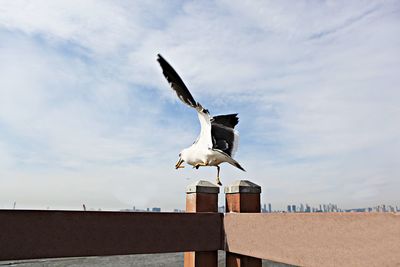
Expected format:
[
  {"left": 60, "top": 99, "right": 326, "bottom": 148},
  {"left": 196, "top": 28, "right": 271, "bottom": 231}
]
[{"left": 226, "top": 157, "right": 246, "bottom": 172}]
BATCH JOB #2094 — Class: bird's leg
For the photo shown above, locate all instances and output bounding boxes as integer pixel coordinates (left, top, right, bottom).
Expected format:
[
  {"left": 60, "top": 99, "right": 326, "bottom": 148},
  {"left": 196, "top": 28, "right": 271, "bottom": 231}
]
[
  {"left": 193, "top": 162, "right": 207, "bottom": 169},
  {"left": 216, "top": 166, "right": 222, "bottom": 186}
]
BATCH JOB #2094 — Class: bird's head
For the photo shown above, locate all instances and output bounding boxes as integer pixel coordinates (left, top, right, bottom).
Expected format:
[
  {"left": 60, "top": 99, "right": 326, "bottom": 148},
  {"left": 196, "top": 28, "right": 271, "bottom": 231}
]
[{"left": 175, "top": 149, "right": 188, "bottom": 169}]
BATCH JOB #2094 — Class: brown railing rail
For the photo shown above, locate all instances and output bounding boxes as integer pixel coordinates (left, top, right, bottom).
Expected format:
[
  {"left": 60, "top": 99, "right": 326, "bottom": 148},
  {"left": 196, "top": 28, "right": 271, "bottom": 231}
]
[
  {"left": 224, "top": 212, "right": 400, "bottom": 267},
  {"left": 0, "top": 210, "right": 222, "bottom": 261},
  {"left": 0, "top": 180, "right": 399, "bottom": 267}
]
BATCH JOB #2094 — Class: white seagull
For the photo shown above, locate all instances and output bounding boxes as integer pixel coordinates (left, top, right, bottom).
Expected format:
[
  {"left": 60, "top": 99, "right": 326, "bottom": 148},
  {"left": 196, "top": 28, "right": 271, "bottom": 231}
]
[{"left": 157, "top": 54, "right": 245, "bottom": 186}]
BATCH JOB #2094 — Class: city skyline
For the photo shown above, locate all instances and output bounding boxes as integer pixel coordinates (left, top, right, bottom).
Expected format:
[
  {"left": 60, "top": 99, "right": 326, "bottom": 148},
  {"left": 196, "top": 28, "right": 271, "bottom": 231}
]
[{"left": 4, "top": 199, "right": 399, "bottom": 214}]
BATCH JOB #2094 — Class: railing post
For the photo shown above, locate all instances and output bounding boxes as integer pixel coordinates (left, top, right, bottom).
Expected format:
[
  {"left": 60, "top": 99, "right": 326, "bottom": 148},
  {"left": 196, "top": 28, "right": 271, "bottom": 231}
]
[
  {"left": 225, "top": 180, "right": 262, "bottom": 267},
  {"left": 184, "top": 180, "right": 220, "bottom": 267}
]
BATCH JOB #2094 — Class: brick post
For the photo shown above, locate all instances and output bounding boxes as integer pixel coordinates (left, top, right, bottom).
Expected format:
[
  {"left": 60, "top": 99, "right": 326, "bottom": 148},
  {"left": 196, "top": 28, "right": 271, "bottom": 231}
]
[
  {"left": 225, "top": 180, "right": 262, "bottom": 267},
  {"left": 184, "top": 180, "right": 219, "bottom": 267}
]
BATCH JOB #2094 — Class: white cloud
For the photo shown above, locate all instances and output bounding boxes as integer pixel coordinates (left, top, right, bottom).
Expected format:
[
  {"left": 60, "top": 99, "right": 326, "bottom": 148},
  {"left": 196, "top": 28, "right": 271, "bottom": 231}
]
[
  {"left": 0, "top": 1, "right": 399, "bottom": 210},
  {"left": 0, "top": 0, "right": 142, "bottom": 54}
]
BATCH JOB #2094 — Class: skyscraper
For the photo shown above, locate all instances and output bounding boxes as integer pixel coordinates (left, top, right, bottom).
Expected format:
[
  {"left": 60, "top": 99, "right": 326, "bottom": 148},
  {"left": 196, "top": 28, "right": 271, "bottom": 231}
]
[{"left": 305, "top": 204, "right": 311, "bottom": 213}]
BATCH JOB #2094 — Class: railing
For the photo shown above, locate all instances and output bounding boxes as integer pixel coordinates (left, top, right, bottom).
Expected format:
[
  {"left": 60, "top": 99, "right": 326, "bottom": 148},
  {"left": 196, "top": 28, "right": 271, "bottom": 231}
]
[
  {"left": 224, "top": 212, "right": 400, "bottom": 266},
  {"left": 0, "top": 180, "right": 399, "bottom": 267},
  {"left": 0, "top": 211, "right": 222, "bottom": 260}
]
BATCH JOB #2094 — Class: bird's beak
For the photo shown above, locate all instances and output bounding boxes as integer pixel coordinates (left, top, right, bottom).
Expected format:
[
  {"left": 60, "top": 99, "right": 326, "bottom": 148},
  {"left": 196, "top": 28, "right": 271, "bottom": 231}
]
[{"left": 175, "top": 158, "right": 185, "bottom": 169}]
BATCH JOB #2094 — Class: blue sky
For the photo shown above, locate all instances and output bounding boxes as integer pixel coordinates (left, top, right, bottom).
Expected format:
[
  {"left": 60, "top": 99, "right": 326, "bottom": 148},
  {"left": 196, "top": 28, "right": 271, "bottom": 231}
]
[{"left": 0, "top": 1, "right": 399, "bottom": 210}]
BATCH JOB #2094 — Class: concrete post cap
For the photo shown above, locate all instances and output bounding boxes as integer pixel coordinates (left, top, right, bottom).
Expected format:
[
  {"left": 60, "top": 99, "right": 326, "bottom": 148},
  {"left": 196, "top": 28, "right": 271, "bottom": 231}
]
[
  {"left": 186, "top": 180, "right": 220, "bottom": 194},
  {"left": 224, "top": 180, "right": 261, "bottom": 194}
]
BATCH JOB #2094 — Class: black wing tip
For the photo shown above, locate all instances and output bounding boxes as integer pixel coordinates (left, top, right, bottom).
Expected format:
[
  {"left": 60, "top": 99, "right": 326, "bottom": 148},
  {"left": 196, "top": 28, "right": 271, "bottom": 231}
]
[
  {"left": 157, "top": 54, "right": 166, "bottom": 64},
  {"left": 157, "top": 54, "right": 172, "bottom": 68}
]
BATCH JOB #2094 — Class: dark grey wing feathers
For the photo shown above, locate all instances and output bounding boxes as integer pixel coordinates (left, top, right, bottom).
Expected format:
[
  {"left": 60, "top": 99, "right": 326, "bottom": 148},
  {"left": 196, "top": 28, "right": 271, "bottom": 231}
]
[
  {"left": 157, "top": 54, "right": 198, "bottom": 108},
  {"left": 211, "top": 113, "right": 240, "bottom": 157},
  {"left": 211, "top": 123, "right": 236, "bottom": 157},
  {"left": 211, "top": 114, "right": 239, "bottom": 128}
]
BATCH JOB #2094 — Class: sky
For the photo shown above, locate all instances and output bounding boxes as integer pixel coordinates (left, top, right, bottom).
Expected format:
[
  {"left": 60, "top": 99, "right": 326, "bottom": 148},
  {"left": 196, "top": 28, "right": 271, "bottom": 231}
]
[{"left": 0, "top": 0, "right": 399, "bottom": 211}]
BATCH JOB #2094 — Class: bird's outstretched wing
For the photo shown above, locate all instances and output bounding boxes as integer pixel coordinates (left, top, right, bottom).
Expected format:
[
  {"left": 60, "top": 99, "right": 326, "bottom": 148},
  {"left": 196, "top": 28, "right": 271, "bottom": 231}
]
[
  {"left": 157, "top": 54, "right": 197, "bottom": 108},
  {"left": 157, "top": 54, "right": 212, "bottom": 149}
]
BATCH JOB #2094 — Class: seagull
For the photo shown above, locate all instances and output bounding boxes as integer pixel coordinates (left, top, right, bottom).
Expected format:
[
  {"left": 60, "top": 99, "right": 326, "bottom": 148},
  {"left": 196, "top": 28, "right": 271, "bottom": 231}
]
[{"left": 157, "top": 54, "right": 245, "bottom": 186}]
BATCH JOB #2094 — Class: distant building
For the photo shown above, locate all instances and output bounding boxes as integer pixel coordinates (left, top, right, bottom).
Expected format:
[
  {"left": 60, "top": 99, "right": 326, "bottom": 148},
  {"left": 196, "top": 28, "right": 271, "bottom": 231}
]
[
  {"left": 305, "top": 204, "right": 311, "bottom": 213},
  {"left": 300, "top": 203, "right": 304, "bottom": 212},
  {"left": 268, "top": 203, "right": 272, "bottom": 213},
  {"left": 292, "top": 205, "right": 296, "bottom": 213},
  {"left": 287, "top": 205, "right": 291, "bottom": 213},
  {"left": 173, "top": 209, "right": 184, "bottom": 213},
  {"left": 152, "top": 207, "right": 161, "bottom": 212}
]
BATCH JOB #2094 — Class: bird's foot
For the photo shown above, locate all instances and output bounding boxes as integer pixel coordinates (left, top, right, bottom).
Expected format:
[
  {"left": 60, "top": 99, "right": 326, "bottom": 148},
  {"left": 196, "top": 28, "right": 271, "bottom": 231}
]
[
  {"left": 175, "top": 158, "right": 185, "bottom": 169},
  {"left": 193, "top": 163, "right": 207, "bottom": 169}
]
